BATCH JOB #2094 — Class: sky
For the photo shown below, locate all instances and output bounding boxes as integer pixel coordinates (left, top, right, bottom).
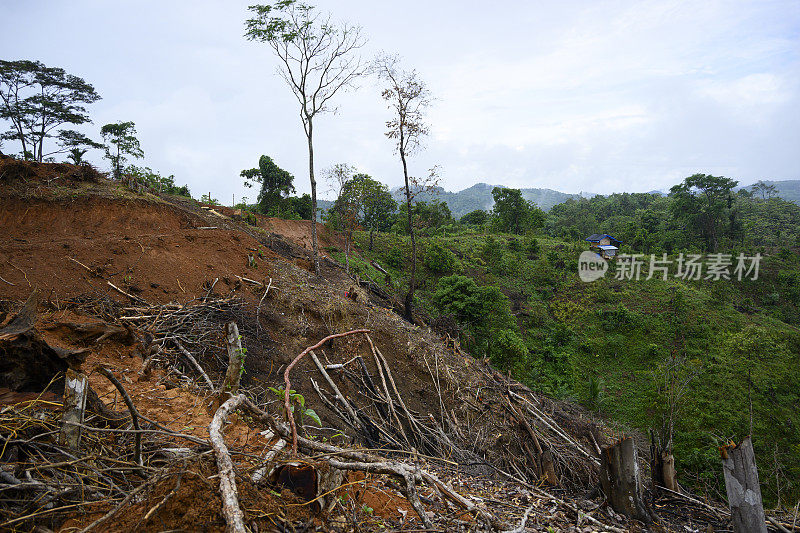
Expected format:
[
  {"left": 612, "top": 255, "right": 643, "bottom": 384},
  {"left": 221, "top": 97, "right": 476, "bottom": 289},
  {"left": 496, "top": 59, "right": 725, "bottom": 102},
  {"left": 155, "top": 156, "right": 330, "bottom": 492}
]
[{"left": 1, "top": 0, "right": 799, "bottom": 203}]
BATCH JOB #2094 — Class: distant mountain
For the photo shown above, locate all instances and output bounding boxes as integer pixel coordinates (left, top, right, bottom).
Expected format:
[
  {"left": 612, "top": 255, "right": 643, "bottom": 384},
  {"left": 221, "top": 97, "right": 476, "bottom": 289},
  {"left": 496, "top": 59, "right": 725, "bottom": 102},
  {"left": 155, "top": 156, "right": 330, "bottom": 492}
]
[
  {"left": 390, "top": 183, "right": 586, "bottom": 219},
  {"left": 738, "top": 179, "right": 800, "bottom": 204}
]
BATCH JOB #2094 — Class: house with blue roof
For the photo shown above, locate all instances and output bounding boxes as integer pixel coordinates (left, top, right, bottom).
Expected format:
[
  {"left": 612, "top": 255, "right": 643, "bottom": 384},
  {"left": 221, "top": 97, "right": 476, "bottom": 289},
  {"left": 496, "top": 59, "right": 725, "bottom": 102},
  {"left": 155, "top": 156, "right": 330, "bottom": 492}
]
[{"left": 586, "top": 233, "right": 621, "bottom": 259}]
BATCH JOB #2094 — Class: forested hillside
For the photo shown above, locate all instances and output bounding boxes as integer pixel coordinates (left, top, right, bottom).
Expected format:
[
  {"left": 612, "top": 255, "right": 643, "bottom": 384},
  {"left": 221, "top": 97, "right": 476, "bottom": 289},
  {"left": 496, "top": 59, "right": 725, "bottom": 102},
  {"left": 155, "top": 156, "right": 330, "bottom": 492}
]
[{"left": 330, "top": 175, "right": 800, "bottom": 508}]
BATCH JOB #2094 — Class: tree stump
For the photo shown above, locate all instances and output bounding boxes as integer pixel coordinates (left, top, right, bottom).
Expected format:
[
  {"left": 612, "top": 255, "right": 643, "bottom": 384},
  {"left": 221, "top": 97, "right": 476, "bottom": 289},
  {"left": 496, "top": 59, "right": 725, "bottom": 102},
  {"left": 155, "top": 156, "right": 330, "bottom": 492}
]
[
  {"left": 220, "top": 321, "right": 244, "bottom": 395},
  {"left": 721, "top": 437, "right": 767, "bottom": 533},
  {"left": 600, "top": 437, "right": 655, "bottom": 524},
  {"left": 59, "top": 369, "right": 88, "bottom": 450},
  {"left": 650, "top": 432, "right": 678, "bottom": 492}
]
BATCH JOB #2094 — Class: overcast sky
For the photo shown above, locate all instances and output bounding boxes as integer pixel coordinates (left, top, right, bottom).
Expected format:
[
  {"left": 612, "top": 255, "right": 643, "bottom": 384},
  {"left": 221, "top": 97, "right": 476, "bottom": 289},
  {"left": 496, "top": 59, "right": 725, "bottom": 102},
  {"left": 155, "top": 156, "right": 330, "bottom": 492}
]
[{"left": 2, "top": 0, "right": 798, "bottom": 202}]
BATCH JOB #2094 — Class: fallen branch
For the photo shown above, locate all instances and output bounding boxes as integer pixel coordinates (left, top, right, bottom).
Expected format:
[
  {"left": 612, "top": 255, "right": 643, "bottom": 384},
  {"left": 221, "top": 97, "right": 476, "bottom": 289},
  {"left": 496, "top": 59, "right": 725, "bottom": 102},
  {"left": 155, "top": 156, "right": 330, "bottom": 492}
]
[
  {"left": 283, "top": 329, "right": 369, "bottom": 454},
  {"left": 209, "top": 394, "right": 247, "bottom": 533},
  {"left": 502, "top": 504, "right": 534, "bottom": 533},
  {"left": 173, "top": 338, "right": 214, "bottom": 389},
  {"left": 96, "top": 367, "right": 143, "bottom": 466},
  {"left": 77, "top": 474, "right": 162, "bottom": 533},
  {"left": 235, "top": 274, "right": 263, "bottom": 286}
]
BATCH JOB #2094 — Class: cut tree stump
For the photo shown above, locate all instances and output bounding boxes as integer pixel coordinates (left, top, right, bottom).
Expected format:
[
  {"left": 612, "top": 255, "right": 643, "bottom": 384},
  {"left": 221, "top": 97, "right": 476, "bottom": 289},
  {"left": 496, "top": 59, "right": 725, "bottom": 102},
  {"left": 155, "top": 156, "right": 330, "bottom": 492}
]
[
  {"left": 600, "top": 437, "right": 656, "bottom": 524},
  {"left": 59, "top": 369, "right": 88, "bottom": 450},
  {"left": 650, "top": 432, "right": 679, "bottom": 492},
  {"left": 220, "top": 321, "right": 243, "bottom": 396},
  {"left": 721, "top": 436, "right": 767, "bottom": 533}
]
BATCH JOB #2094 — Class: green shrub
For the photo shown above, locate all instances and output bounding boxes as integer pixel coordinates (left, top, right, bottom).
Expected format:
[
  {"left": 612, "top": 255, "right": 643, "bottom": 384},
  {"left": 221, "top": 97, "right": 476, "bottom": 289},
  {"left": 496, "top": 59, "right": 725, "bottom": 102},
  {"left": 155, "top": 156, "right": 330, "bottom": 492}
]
[
  {"left": 386, "top": 246, "right": 405, "bottom": 269},
  {"left": 424, "top": 240, "right": 458, "bottom": 274},
  {"left": 489, "top": 329, "right": 528, "bottom": 371}
]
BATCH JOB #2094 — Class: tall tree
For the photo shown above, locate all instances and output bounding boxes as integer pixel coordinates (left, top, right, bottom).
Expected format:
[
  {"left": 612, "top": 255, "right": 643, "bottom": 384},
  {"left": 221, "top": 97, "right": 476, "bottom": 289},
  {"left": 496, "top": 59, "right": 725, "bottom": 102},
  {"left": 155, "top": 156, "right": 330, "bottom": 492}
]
[
  {"left": 241, "top": 155, "right": 295, "bottom": 215},
  {"left": 377, "top": 54, "right": 434, "bottom": 322},
  {"left": 245, "top": 1, "right": 367, "bottom": 275},
  {"left": 0, "top": 60, "right": 101, "bottom": 161},
  {"left": 101, "top": 121, "right": 144, "bottom": 180},
  {"left": 669, "top": 173, "right": 738, "bottom": 252},
  {"left": 491, "top": 186, "right": 544, "bottom": 234}
]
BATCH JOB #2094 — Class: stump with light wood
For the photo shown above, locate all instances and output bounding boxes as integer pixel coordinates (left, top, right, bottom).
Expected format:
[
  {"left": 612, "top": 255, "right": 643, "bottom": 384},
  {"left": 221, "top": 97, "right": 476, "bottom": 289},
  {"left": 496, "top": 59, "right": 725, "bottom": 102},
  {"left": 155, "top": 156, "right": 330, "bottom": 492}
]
[
  {"left": 600, "top": 437, "right": 656, "bottom": 524},
  {"left": 721, "top": 436, "right": 767, "bottom": 533}
]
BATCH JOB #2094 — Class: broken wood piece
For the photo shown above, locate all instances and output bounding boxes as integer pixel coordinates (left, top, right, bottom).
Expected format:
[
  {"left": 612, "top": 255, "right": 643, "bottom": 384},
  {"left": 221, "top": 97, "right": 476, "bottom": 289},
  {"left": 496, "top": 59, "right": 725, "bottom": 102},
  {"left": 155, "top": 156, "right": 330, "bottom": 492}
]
[
  {"left": 721, "top": 436, "right": 767, "bottom": 533},
  {"left": 59, "top": 369, "right": 88, "bottom": 451},
  {"left": 197, "top": 226, "right": 218, "bottom": 230},
  {"left": 234, "top": 274, "right": 262, "bottom": 286},
  {"left": 209, "top": 394, "right": 247, "bottom": 533},
  {"left": 252, "top": 434, "right": 287, "bottom": 485}
]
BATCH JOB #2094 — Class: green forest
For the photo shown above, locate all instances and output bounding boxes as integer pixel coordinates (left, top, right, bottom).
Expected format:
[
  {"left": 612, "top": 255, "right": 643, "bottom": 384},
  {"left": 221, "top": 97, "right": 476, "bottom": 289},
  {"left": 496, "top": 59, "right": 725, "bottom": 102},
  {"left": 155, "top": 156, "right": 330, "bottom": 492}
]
[{"left": 315, "top": 172, "right": 800, "bottom": 507}]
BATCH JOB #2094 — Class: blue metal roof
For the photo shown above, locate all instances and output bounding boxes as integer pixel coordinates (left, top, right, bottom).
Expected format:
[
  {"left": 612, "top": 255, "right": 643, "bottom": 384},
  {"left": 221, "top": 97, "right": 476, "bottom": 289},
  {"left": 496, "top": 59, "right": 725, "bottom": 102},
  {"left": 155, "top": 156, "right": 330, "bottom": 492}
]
[{"left": 585, "top": 233, "right": 622, "bottom": 244}]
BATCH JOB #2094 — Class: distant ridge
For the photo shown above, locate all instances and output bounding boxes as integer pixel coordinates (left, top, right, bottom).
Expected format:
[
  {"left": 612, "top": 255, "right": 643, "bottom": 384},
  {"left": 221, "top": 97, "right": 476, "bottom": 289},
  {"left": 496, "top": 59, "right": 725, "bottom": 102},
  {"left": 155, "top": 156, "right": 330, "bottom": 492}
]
[
  {"left": 738, "top": 179, "right": 800, "bottom": 204},
  {"left": 390, "top": 182, "right": 588, "bottom": 218},
  {"left": 380, "top": 178, "right": 800, "bottom": 220}
]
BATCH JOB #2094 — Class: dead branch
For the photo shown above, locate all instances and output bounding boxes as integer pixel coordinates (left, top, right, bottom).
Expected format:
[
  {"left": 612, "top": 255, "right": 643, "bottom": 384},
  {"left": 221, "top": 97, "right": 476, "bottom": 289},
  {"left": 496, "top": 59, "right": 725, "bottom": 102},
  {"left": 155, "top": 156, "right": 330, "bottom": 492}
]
[
  {"left": 96, "top": 367, "right": 143, "bottom": 466},
  {"left": 283, "top": 329, "right": 369, "bottom": 454},
  {"left": 209, "top": 394, "right": 247, "bottom": 533},
  {"left": 77, "top": 474, "right": 162, "bottom": 533},
  {"left": 173, "top": 338, "right": 214, "bottom": 389}
]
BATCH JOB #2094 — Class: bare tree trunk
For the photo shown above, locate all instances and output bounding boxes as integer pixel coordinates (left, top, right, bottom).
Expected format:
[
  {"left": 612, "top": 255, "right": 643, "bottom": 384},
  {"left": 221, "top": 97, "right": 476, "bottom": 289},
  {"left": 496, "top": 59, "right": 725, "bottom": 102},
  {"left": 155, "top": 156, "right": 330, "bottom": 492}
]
[
  {"left": 721, "top": 437, "right": 767, "bottom": 533},
  {"left": 401, "top": 146, "right": 415, "bottom": 322},
  {"left": 307, "top": 119, "right": 320, "bottom": 276},
  {"left": 600, "top": 437, "right": 655, "bottom": 524}
]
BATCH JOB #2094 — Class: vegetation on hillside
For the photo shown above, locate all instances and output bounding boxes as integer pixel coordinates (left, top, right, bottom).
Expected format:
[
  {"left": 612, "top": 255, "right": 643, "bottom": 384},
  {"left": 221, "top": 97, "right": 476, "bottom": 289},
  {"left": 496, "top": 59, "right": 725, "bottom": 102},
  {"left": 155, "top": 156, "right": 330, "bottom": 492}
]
[{"left": 333, "top": 176, "right": 800, "bottom": 507}]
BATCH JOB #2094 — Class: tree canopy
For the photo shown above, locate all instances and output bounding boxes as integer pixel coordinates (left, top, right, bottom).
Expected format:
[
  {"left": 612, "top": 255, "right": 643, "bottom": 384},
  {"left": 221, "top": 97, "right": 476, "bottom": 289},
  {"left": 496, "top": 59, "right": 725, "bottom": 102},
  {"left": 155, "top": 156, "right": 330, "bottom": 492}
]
[
  {"left": 0, "top": 60, "right": 101, "bottom": 161},
  {"left": 491, "top": 186, "right": 545, "bottom": 234},
  {"left": 669, "top": 173, "right": 738, "bottom": 252},
  {"left": 101, "top": 121, "right": 144, "bottom": 180},
  {"left": 241, "top": 155, "right": 295, "bottom": 215}
]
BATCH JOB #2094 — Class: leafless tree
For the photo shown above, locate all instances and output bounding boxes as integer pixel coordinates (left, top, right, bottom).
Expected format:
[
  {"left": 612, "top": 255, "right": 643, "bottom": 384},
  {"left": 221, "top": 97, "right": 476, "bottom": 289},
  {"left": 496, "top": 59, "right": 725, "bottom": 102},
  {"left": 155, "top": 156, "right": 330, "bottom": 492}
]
[
  {"left": 245, "top": 2, "right": 367, "bottom": 275},
  {"left": 376, "top": 54, "right": 434, "bottom": 321}
]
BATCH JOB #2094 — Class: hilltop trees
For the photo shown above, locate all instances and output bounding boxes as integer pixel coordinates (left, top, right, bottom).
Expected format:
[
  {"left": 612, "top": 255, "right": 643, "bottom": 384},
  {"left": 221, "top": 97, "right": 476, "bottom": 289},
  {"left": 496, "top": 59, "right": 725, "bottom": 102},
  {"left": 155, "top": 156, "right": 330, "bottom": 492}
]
[
  {"left": 245, "top": 1, "right": 367, "bottom": 276},
  {"left": 0, "top": 60, "right": 101, "bottom": 161},
  {"left": 101, "top": 121, "right": 143, "bottom": 180},
  {"left": 751, "top": 180, "right": 778, "bottom": 200},
  {"left": 670, "top": 173, "right": 738, "bottom": 252},
  {"left": 241, "top": 155, "right": 295, "bottom": 215},
  {"left": 377, "top": 54, "right": 434, "bottom": 321},
  {"left": 491, "top": 186, "right": 545, "bottom": 234}
]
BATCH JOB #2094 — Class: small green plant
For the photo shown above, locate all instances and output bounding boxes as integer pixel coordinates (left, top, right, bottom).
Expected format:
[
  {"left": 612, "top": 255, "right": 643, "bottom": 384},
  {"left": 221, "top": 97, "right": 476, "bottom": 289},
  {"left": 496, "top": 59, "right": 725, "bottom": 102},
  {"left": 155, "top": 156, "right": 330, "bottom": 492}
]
[
  {"left": 361, "top": 504, "right": 374, "bottom": 515},
  {"left": 268, "top": 386, "right": 321, "bottom": 426}
]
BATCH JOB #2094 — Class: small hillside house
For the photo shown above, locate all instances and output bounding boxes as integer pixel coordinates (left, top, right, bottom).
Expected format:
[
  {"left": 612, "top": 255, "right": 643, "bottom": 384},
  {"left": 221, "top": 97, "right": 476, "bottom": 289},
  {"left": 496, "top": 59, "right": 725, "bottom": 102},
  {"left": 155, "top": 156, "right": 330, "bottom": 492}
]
[{"left": 586, "top": 233, "right": 622, "bottom": 259}]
